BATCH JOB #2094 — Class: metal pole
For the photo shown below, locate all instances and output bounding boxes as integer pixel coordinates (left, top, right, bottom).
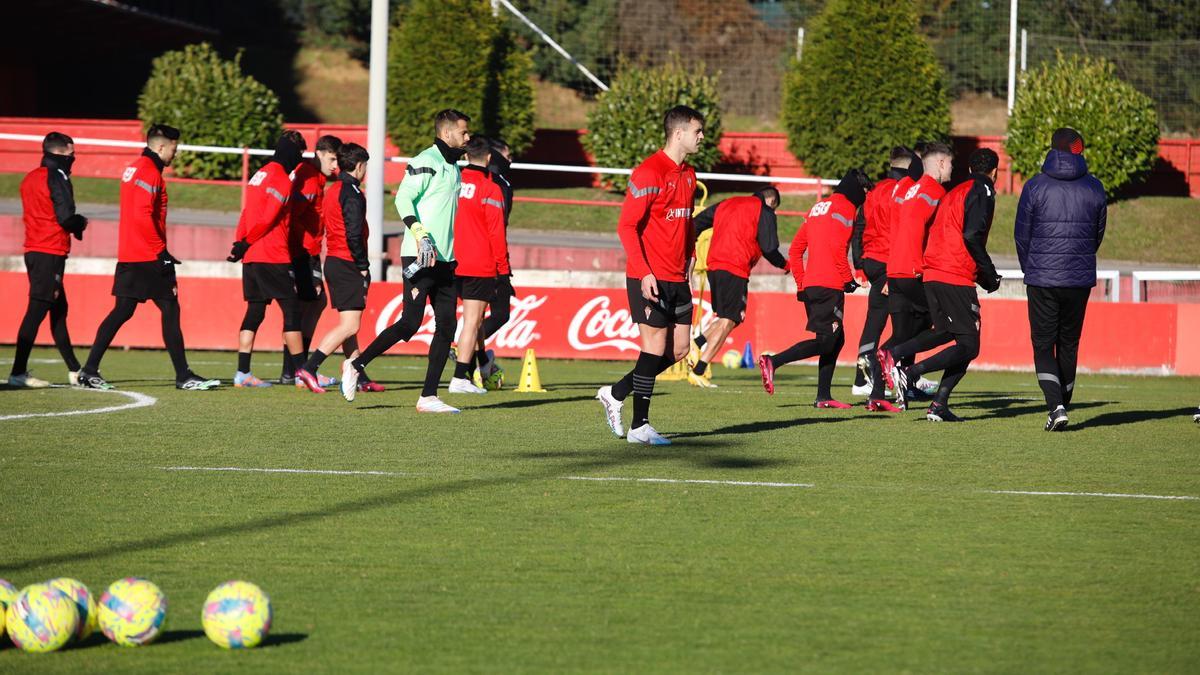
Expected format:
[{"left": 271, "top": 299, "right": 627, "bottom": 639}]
[
  {"left": 1007, "top": 0, "right": 1018, "bottom": 114},
  {"left": 240, "top": 147, "right": 249, "bottom": 211},
  {"left": 1020, "top": 28, "right": 1028, "bottom": 72},
  {"left": 366, "top": 0, "right": 388, "bottom": 279},
  {"left": 494, "top": 0, "right": 609, "bottom": 92}
]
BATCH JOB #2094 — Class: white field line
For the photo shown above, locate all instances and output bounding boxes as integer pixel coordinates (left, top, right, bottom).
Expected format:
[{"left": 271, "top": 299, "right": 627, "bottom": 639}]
[
  {"left": 153, "top": 467, "right": 1198, "bottom": 502},
  {"left": 0, "top": 388, "right": 157, "bottom": 421},
  {"left": 161, "top": 466, "right": 410, "bottom": 478}
]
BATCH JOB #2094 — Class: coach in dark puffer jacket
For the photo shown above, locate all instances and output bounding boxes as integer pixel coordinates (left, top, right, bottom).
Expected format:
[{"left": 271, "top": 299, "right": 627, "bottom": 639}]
[{"left": 1014, "top": 127, "right": 1107, "bottom": 432}]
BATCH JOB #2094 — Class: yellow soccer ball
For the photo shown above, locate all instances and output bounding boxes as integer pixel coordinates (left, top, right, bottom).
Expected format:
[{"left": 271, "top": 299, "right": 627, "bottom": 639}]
[
  {"left": 202, "top": 581, "right": 272, "bottom": 649},
  {"left": 5, "top": 583, "right": 79, "bottom": 653},
  {"left": 0, "top": 577, "right": 16, "bottom": 639},
  {"left": 721, "top": 349, "right": 742, "bottom": 369},
  {"left": 48, "top": 578, "right": 98, "bottom": 642},
  {"left": 98, "top": 578, "right": 167, "bottom": 646}
]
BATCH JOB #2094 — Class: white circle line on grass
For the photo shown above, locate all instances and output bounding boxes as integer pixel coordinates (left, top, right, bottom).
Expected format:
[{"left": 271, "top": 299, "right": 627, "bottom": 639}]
[
  {"left": 0, "top": 388, "right": 157, "bottom": 421},
  {"left": 152, "top": 467, "right": 1200, "bottom": 502}
]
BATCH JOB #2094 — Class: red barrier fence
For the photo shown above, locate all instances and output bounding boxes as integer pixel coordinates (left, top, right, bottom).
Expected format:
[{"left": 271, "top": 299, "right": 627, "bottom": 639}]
[
  {"left": 2, "top": 272, "right": 1195, "bottom": 376},
  {"left": 3, "top": 118, "right": 1196, "bottom": 197}
]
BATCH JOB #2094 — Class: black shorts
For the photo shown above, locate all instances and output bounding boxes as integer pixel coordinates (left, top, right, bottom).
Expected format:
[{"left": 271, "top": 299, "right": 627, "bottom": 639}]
[
  {"left": 887, "top": 277, "right": 930, "bottom": 321},
  {"left": 113, "top": 260, "right": 178, "bottom": 302},
  {"left": 802, "top": 286, "right": 845, "bottom": 336},
  {"left": 707, "top": 270, "right": 749, "bottom": 324},
  {"left": 242, "top": 262, "right": 297, "bottom": 302},
  {"left": 292, "top": 254, "right": 324, "bottom": 302},
  {"left": 925, "top": 281, "right": 981, "bottom": 336},
  {"left": 324, "top": 257, "right": 370, "bottom": 311},
  {"left": 490, "top": 275, "right": 514, "bottom": 308},
  {"left": 457, "top": 275, "right": 497, "bottom": 301},
  {"left": 25, "top": 251, "right": 66, "bottom": 302},
  {"left": 626, "top": 278, "right": 693, "bottom": 328}
]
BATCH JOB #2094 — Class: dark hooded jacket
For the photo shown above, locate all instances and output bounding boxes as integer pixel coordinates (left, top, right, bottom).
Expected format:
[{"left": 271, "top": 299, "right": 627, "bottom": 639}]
[{"left": 1014, "top": 149, "right": 1107, "bottom": 288}]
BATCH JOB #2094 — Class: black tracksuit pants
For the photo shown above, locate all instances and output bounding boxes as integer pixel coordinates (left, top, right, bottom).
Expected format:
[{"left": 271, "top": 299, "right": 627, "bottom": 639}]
[{"left": 1027, "top": 285, "right": 1090, "bottom": 412}]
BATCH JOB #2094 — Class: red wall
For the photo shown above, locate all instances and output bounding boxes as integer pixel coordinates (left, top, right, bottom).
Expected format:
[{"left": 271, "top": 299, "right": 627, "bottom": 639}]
[
  {"left": 1, "top": 272, "right": 1195, "bottom": 376},
  {"left": 3, "top": 118, "right": 1196, "bottom": 196}
]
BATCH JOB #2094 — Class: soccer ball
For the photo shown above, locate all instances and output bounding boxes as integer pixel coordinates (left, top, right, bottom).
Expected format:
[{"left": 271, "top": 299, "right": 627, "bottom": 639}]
[
  {"left": 721, "top": 349, "right": 742, "bottom": 369},
  {"left": 48, "top": 577, "right": 98, "bottom": 641},
  {"left": 5, "top": 583, "right": 79, "bottom": 653},
  {"left": 0, "top": 578, "right": 16, "bottom": 641},
  {"left": 202, "top": 581, "right": 272, "bottom": 649},
  {"left": 98, "top": 578, "right": 167, "bottom": 646}
]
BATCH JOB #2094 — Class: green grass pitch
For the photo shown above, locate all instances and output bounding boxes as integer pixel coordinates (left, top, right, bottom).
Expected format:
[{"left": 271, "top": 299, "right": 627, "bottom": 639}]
[{"left": 1, "top": 347, "right": 1198, "bottom": 672}]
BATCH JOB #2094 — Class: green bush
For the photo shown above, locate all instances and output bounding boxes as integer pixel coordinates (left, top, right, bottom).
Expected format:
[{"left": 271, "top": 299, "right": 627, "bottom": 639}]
[
  {"left": 137, "top": 43, "right": 285, "bottom": 180},
  {"left": 781, "top": 0, "right": 950, "bottom": 179},
  {"left": 387, "top": 0, "right": 535, "bottom": 156},
  {"left": 583, "top": 58, "right": 724, "bottom": 192},
  {"left": 1007, "top": 54, "right": 1159, "bottom": 198}
]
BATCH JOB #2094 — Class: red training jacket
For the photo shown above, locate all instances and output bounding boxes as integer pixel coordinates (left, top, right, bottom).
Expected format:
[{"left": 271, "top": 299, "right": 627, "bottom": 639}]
[
  {"left": 453, "top": 166, "right": 510, "bottom": 278},
  {"left": 924, "top": 176, "right": 996, "bottom": 287},
  {"left": 236, "top": 161, "right": 294, "bottom": 264},
  {"left": 790, "top": 193, "right": 855, "bottom": 291},
  {"left": 324, "top": 173, "right": 370, "bottom": 269},
  {"left": 289, "top": 161, "right": 325, "bottom": 257},
  {"left": 118, "top": 151, "right": 169, "bottom": 262},
  {"left": 861, "top": 176, "right": 898, "bottom": 264},
  {"left": 618, "top": 150, "right": 696, "bottom": 282},
  {"left": 21, "top": 167, "right": 71, "bottom": 256},
  {"left": 887, "top": 174, "right": 946, "bottom": 279},
  {"left": 705, "top": 195, "right": 766, "bottom": 279}
]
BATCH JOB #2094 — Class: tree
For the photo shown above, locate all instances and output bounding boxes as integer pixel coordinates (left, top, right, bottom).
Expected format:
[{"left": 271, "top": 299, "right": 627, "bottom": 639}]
[
  {"left": 387, "top": 0, "right": 535, "bottom": 155},
  {"left": 137, "top": 43, "right": 284, "bottom": 180},
  {"left": 781, "top": 0, "right": 950, "bottom": 179},
  {"left": 583, "top": 58, "right": 723, "bottom": 192},
  {"left": 1006, "top": 54, "right": 1159, "bottom": 197}
]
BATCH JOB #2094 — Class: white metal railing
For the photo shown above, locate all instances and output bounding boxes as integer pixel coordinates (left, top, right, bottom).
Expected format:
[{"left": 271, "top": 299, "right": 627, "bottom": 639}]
[
  {"left": 999, "top": 269, "right": 1122, "bottom": 302},
  {"left": 0, "top": 132, "right": 838, "bottom": 187},
  {"left": 1131, "top": 270, "right": 1200, "bottom": 302}
]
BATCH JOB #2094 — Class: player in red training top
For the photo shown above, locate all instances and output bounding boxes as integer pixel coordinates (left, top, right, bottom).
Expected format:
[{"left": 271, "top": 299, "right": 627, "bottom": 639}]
[
  {"left": 280, "top": 133, "right": 341, "bottom": 386},
  {"left": 880, "top": 149, "right": 1002, "bottom": 421},
  {"left": 759, "top": 170, "right": 872, "bottom": 407},
  {"left": 688, "top": 186, "right": 787, "bottom": 388},
  {"left": 878, "top": 141, "right": 954, "bottom": 409},
  {"left": 294, "top": 143, "right": 377, "bottom": 398},
  {"left": 447, "top": 136, "right": 510, "bottom": 396},
  {"left": 77, "top": 125, "right": 220, "bottom": 391},
  {"left": 596, "top": 105, "right": 705, "bottom": 445},
  {"left": 225, "top": 131, "right": 308, "bottom": 388},
  {"left": 9, "top": 132, "right": 87, "bottom": 388},
  {"left": 849, "top": 146, "right": 912, "bottom": 407}
]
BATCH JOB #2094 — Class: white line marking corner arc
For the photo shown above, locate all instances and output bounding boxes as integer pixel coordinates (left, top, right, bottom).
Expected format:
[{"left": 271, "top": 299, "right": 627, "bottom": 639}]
[{"left": 0, "top": 389, "right": 157, "bottom": 421}]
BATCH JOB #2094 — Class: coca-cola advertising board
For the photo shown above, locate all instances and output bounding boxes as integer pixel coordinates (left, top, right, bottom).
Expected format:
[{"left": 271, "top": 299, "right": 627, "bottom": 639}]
[{"left": 0, "top": 272, "right": 1194, "bottom": 374}]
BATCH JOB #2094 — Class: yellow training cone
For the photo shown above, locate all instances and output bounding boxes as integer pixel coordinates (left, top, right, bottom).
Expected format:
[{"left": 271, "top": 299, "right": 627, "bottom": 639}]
[{"left": 515, "top": 348, "right": 547, "bottom": 392}]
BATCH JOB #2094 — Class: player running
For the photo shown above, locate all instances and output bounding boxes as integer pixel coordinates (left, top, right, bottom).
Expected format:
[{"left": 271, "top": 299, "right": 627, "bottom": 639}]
[
  {"left": 877, "top": 142, "right": 954, "bottom": 409},
  {"left": 295, "top": 143, "right": 375, "bottom": 397},
  {"left": 10, "top": 132, "right": 86, "bottom": 388},
  {"left": 849, "top": 147, "right": 911, "bottom": 407},
  {"left": 758, "top": 170, "right": 871, "bottom": 407},
  {"left": 77, "top": 124, "right": 219, "bottom": 391},
  {"left": 879, "top": 149, "right": 1003, "bottom": 421},
  {"left": 226, "top": 131, "right": 308, "bottom": 389},
  {"left": 280, "top": 133, "right": 341, "bottom": 388},
  {"left": 448, "top": 136, "right": 510, "bottom": 396},
  {"left": 340, "top": 109, "right": 471, "bottom": 413},
  {"left": 688, "top": 186, "right": 787, "bottom": 388},
  {"left": 596, "top": 105, "right": 705, "bottom": 445}
]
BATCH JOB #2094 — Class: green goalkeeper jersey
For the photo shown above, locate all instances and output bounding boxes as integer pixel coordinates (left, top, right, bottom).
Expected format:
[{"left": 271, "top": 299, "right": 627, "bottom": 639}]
[{"left": 396, "top": 142, "right": 461, "bottom": 262}]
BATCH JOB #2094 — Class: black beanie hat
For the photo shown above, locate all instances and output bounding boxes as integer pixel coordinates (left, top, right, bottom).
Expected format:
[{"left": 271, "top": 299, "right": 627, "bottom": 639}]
[
  {"left": 834, "top": 169, "right": 870, "bottom": 208},
  {"left": 273, "top": 136, "right": 303, "bottom": 173},
  {"left": 1051, "top": 127, "right": 1085, "bottom": 154}
]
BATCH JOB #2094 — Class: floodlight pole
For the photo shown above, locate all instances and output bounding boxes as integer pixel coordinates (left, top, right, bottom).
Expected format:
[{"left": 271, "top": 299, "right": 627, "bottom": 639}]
[
  {"left": 1007, "top": 0, "right": 1019, "bottom": 114},
  {"left": 366, "top": 0, "right": 388, "bottom": 279}
]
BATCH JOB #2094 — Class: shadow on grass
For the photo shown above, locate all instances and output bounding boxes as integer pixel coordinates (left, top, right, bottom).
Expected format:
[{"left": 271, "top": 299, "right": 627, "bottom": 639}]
[
  {"left": 154, "top": 630, "right": 207, "bottom": 646},
  {"left": 670, "top": 416, "right": 851, "bottom": 439},
  {"left": 468, "top": 395, "right": 595, "bottom": 410},
  {"left": 1068, "top": 407, "right": 1195, "bottom": 430},
  {"left": 954, "top": 397, "right": 1109, "bottom": 420},
  {"left": 261, "top": 633, "right": 309, "bottom": 647}
]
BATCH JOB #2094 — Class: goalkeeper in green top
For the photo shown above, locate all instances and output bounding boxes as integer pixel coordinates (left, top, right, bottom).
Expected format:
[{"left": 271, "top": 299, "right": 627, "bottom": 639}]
[{"left": 342, "top": 109, "right": 470, "bottom": 413}]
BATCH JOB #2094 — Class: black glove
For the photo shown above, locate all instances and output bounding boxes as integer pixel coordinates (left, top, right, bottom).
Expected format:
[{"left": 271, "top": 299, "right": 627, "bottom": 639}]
[
  {"left": 63, "top": 214, "right": 88, "bottom": 240},
  {"left": 226, "top": 240, "right": 250, "bottom": 263},
  {"left": 157, "top": 249, "right": 181, "bottom": 266},
  {"left": 843, "top": 280, "right": 861, "bottom": 294},
  {"left": 980, "top": 272, "right": 1003, "bottom": 293}
]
